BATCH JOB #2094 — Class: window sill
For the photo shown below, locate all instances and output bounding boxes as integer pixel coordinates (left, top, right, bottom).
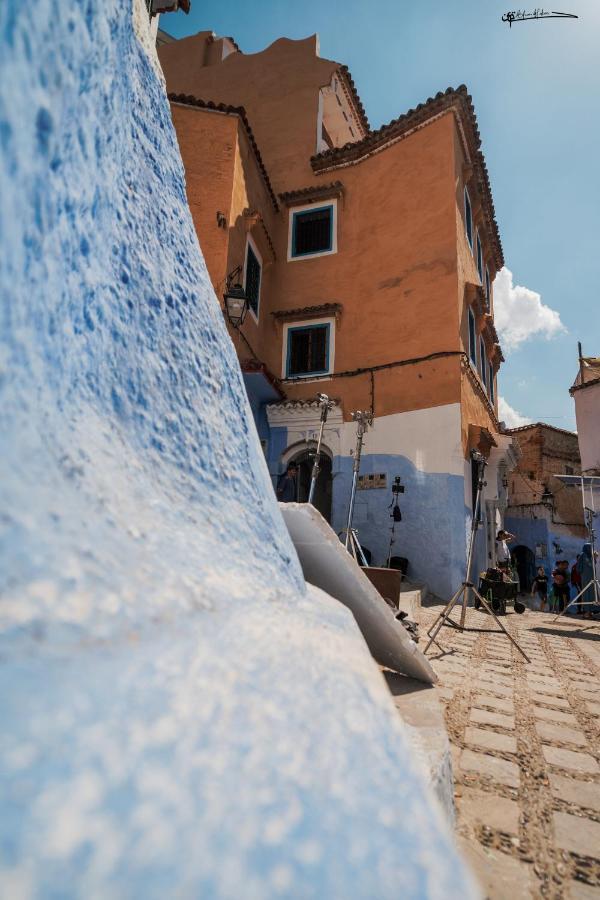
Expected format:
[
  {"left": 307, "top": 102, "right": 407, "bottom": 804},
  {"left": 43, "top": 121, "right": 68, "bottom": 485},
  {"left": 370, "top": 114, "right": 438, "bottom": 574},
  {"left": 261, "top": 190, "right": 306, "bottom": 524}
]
[{"left": 287, "top": 248, "right": 337, "bottom": 262}]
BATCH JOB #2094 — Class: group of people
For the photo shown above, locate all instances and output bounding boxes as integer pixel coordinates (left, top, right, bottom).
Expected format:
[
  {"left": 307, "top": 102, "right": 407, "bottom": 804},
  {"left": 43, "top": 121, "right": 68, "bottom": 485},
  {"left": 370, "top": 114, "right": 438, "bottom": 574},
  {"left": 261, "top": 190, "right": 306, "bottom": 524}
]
[
  {"left": 530, "top": 546, "right": 598, "bottom": 617},
  {"left": 496, "top": 529, "right": 599, "bottom": 617}
]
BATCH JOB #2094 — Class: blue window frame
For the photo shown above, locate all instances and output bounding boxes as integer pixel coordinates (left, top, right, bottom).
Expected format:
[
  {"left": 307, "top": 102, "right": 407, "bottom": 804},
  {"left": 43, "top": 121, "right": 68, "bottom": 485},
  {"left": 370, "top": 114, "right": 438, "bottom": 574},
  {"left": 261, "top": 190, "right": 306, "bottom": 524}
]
[
  {"left": 244, "top": 242, "right": 261, "bottom": 316},
  {"left": 488, "top": 363, "right": 494, "bottom": 401},
  {"left": 286, "top": 323, "right": 330, "bottom": 377},
  {"left": 468, "top": 307, "right": 477, "bottom": 365},
  {"left": 480, "top": 338, "right": 487, "bottom": 387},
  {"left": 476, "top": 232, "right": 483, "bottom": 280},
  {"left": 291, "top": 204, "right": 334, "bottom": 258},
  {"left": 464, "top": 188, "right": 473, "bottom": 249},
  {"left": 485, "top": 266, "right": 491, "bottom": 307}
]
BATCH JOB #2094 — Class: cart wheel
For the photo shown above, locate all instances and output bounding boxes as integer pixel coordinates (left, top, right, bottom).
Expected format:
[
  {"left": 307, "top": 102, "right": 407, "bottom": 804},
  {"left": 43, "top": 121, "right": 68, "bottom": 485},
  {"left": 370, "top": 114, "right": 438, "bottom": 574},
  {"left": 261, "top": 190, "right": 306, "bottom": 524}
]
[
  {"left": 492, "top": 598, "right": 502, "bottom": 614},
  {"left": 474, "top": 597, "right": 481, "bottom": 610},
  {"left": 514, "top": 600, "right": 526, "bottom": 614}
]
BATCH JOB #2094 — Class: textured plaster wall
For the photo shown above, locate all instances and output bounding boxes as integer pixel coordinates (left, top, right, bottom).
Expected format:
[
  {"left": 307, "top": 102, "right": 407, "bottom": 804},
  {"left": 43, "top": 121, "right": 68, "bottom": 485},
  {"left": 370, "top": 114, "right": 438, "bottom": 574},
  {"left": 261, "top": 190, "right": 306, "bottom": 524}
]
[{"left": 0, "top": 1, "right": 477, "bottom": 896}]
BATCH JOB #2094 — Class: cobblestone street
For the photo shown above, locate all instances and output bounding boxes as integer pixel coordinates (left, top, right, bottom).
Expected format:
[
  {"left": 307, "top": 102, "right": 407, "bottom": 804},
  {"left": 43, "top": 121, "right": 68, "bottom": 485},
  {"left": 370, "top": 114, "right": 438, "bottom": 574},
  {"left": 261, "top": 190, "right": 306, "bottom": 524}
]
[{"left": 421, "top": 604, "right": 600, "bottom": 899}]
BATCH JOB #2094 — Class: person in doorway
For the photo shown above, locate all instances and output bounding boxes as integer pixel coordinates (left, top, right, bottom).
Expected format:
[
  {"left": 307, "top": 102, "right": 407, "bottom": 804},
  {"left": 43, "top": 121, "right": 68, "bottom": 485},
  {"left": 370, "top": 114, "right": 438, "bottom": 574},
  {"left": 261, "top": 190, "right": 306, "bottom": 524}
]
[
  {"left": 531, "top": 566, "right": 549, "bottom": 611},
  {"left": 276, "top": 462, "right": 298, "bottom": 503}
]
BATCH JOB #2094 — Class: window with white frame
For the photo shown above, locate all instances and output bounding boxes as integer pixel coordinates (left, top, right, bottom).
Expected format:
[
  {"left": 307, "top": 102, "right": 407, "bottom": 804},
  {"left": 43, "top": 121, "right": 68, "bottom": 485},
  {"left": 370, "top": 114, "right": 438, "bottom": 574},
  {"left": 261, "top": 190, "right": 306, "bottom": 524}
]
[
  {"left": 283, "top": 318, "right": 334, "bottom": 378},
  {"left": 468, "top": 307, "right": 477, "bottom": 366},
  {"left": 244, "top": 237, "right": 262, "bottom": 319},
  {"left": 464, "top": 188, "right": 473, "bottom": 249},
  {"left": 476, "top": 231, "right": 483, "bottom": 280},
  {"left": 288, "top": 201, "right": 337, "bottom": 260},
  {"left": 480, "top": 338, "right": 487, "bottom": 388}
]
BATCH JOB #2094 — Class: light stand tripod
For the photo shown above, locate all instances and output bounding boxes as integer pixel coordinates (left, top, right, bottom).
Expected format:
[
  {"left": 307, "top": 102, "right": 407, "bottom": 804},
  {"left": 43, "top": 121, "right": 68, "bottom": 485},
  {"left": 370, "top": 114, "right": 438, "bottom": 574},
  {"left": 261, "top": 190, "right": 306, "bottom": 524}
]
[
  {"left": 344, "top": 410, "right": 372, "bottom": 553},
  {"left": 552, "top": 475, "right": 600, "bottom": 622},
  {"left": 424, "top": 451, "right": 531, "bottom": 662},
  {"left": 308, "top": 393, "right": 334, "bottom": 507},
  {"left": 386, "top": 476, "right": 405, "bottom": 567}
]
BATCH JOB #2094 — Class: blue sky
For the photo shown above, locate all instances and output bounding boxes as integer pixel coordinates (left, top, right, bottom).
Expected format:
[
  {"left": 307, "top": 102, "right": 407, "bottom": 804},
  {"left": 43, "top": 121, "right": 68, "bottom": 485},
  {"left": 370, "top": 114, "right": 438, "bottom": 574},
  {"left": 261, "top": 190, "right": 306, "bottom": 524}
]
[{"left": 164, "top": 0, "right": 600, "bottom": 430}]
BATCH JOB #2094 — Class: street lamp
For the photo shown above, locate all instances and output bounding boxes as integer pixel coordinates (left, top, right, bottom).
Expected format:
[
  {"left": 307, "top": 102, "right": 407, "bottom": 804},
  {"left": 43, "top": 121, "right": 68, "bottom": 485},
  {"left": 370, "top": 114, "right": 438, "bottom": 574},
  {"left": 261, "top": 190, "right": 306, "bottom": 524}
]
[{"left": 223, "top": 282, "right": 248, "bottom": 329}]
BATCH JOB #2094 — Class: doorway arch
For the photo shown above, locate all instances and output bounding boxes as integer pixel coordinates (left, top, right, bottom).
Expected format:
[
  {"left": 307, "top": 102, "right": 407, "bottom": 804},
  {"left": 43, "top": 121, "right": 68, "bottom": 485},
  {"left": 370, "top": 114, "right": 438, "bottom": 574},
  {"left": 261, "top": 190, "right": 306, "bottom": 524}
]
[
  {"left": 286, "top": 444, "right": 333, "bottom": 523},
  {"left": 512, "top": 545, "right": 536, "bottom": 593}
]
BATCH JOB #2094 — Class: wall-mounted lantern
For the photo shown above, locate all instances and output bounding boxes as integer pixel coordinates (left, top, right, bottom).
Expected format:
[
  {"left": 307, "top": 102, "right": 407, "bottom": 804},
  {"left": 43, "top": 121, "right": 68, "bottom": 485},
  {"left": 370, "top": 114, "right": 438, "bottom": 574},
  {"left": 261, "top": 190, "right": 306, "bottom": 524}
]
[{"left": 223, "top": 282, "right": 248, "bottom": 329}]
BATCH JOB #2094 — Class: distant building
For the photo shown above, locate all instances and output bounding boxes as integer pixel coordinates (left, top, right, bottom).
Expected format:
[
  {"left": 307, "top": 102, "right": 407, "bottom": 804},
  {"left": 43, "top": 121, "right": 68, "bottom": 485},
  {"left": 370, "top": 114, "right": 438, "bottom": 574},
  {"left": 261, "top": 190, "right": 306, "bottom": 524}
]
[
  {"left": 504, "top": 423, "right": 586, "bottom": 589},
  {"left": 158, "top": 32, "right": 520, "bottom": 597},
  {"left": 571, "top": 345, "right": 600, "bottom": 475}
]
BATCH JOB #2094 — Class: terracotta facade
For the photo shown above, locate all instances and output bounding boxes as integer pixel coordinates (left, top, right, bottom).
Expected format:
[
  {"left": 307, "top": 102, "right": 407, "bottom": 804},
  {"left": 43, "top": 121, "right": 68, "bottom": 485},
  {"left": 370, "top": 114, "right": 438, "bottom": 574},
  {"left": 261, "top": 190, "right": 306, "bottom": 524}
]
[
  {"left": 158, "top": 31, "right": 518, "bottom": 597},
  {"left": 504, "top": 423, "right": 586, "bottom": 589}
]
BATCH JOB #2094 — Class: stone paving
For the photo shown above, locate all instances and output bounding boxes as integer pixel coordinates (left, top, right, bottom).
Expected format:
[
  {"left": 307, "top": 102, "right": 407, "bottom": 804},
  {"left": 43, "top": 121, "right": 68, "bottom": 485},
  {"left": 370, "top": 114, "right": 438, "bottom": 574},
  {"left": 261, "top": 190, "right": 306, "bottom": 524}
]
[{"left": 421, "top": 603, "right": 600, "bottom": 899}]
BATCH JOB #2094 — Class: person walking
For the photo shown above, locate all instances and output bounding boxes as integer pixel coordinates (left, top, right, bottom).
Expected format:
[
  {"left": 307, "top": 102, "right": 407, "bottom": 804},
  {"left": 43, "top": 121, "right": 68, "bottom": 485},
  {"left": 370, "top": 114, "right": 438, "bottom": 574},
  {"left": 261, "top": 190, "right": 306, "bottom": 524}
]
[
  {"left": 276, "top": 462, "right": 298, "bottom": 503},
  {"left": 551, "top": 561, "right": 570, "bottom": 613},
  {"left": 579, "top": 543, "right": 599, "bottom": 618},
  {"left": 531, "top": 566, "right": 549, "bottom": 611}
]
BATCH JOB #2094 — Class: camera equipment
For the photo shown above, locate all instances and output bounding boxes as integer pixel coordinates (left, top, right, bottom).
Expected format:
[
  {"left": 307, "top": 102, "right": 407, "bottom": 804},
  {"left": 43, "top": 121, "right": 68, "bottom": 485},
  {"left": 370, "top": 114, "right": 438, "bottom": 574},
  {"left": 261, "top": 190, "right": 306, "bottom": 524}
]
[
  {"left": 424, "top": 452, "right": 530, "bottom": 662},
  {"left": 307, "top": 393, "right": 334, "bottom": 506},
  {"left": 386, "top": 476, "right": 405, "bottom": 567},
  {"left": 343, "top": 410, "right": 373, "bottom": 554},
  {"left": 551, "top": 475, "right": 600, "bottom": 621}
]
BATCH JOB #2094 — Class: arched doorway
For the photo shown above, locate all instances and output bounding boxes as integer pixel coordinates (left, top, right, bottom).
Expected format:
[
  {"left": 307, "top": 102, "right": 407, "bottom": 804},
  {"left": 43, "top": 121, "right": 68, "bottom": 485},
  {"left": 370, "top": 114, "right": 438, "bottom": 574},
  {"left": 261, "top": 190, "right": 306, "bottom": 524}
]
[
  {"left": 512, "top": 545, "right": 536, "bottom": 593},
  {"left": 288, "top": 447, "right": 332, "bottom": 523}
]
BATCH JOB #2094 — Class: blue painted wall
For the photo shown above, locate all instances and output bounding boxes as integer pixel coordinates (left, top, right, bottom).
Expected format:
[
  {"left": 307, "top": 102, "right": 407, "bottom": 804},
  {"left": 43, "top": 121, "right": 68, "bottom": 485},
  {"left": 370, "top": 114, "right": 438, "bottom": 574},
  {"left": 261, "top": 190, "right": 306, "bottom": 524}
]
[
  {"left": 0, "top": 1, "right": 477, "bottom": 895},
  {"left": 331, "top": 453, "right": 466, "bottom": 599},
  {"left": 505, "top": 515, "right": 587, "bottom": 607}
]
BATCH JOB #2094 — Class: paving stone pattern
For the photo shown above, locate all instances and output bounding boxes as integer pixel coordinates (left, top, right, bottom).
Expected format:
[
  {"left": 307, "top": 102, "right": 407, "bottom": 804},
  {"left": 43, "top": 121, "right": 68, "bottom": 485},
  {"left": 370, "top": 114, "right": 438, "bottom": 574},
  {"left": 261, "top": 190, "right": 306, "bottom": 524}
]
[{"left": 422, "top": 604, "right": 600, "bottom": 899}]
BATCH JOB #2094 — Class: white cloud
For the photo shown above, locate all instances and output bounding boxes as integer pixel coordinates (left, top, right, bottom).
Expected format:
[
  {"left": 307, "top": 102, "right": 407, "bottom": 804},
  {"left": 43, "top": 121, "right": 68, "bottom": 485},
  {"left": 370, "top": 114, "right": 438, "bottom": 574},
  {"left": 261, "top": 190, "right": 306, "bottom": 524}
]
[
  {"left": 493, "top": 267, "right": 566, "bottom": 351},
  {"left": 498, "top": 396, "right": 532, "bottom": 429}
]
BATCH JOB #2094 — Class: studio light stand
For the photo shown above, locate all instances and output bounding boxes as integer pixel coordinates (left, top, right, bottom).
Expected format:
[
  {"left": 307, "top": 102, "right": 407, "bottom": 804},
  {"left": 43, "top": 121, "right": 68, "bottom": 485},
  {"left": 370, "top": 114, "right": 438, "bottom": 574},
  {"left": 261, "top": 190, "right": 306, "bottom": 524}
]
[
  {"left": 343, "top": 410, "right": 373, "bottom": 557},
  {"left": 308, "top": 393, "right": 334, "bottom": 506},
  {"left": 424, "top": 451, "right": 531, "bottom": 662},
  {"left": 552, "top": 474, "right": 600, "bottom": 622},
  {"left": 386, "top": 476, "right": 405, "bottom": 567}
]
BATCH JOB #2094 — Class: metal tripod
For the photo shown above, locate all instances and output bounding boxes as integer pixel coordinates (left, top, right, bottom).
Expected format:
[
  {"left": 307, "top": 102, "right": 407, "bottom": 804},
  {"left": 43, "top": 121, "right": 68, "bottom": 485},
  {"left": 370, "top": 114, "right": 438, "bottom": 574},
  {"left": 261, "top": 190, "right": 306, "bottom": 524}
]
[
  {"left": 424, "top": 452, "right": 531, "bottom": 662},
  {"left": 552, "top": 475, "right": 600, "bottom": 622},
  {"left": 340, "top": 527, "right": 370, "bottom": 567},
  {"left": 308, "top": 393, "right": 334, "bottom": 506},
  {"left": 344, "top": 410, "right": 372, "bottom": 552}
]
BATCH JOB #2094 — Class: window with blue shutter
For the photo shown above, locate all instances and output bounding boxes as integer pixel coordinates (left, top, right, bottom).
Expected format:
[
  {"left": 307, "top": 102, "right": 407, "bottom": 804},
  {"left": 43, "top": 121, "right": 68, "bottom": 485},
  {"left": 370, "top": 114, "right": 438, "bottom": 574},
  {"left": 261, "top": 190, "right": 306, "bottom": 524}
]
[
  {"left": 286, "top": 323, "right": 330, "bottom": 377},
  {"left": 480, "top": 338, "right": 487, "bottom": 387},
  {"left": 291, "top": 205, "right": 333, "bottom": 257},
  {"left": 468, "top": 307, "right": 477, "bottom": 365},
  {"left": 488, "top": 363, "right": 494, "bottom": 401},
  {"left": 476, "top": 232, "right": 483, "bottom": 280},
  {"left": 464, "top": 188, "right": 473, "bottom": 249},
  {"left": 245, "top": 243, "right": 261, "bottom": 316}
]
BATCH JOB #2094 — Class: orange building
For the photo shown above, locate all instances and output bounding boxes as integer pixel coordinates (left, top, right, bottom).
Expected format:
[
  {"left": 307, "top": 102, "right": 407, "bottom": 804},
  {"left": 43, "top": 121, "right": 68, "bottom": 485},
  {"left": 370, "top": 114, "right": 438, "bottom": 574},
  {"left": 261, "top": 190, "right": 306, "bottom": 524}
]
[{"left": 158, "top": 31, "right": 519, "bottom": 597}]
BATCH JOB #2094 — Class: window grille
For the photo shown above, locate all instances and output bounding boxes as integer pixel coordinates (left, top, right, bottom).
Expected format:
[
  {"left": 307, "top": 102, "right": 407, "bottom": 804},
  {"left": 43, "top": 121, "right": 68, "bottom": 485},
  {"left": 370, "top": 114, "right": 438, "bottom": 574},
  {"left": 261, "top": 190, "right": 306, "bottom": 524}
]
[
  {"left": 464, "top": 189, "right": 473, "bottom": 248},
  {"left": 468, "top": 308, "right": 477, "bottom": 365},
  {"left": 287, "top": 324, "right": 329, "bottom": 377},
  {"left": 245, "top": 244, "right": 261, "bottom": 316},
  {"left": 292, "top": 206, "right": 333, "bottom": 256}
]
